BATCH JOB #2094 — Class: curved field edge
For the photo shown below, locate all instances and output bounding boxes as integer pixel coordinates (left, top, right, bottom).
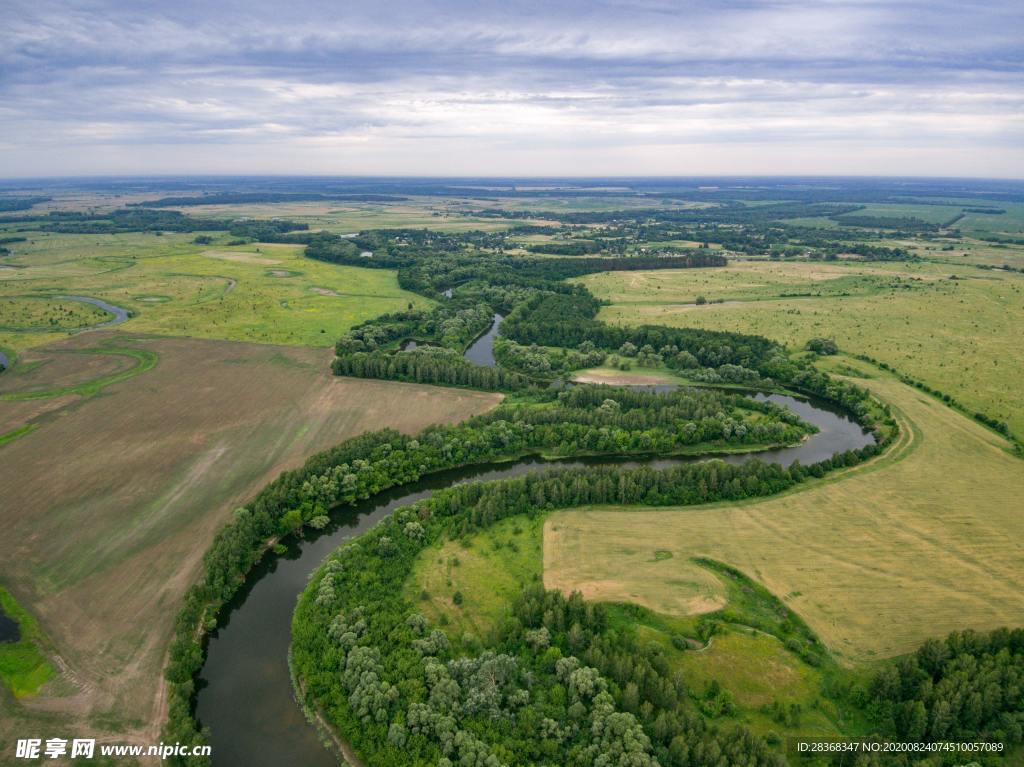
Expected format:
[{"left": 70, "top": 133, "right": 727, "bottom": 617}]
[
  {"left": 543, "top": 366, "right": 1024, "bottom": 664},
  {"left": 578, "top": 260, "right": 1024, "bottom": 442},
  {"left": 167, "top": 378, "right": 886, "bottom": 747},
  {"left": 292, "top": 368, "right": 1019, "bottom": 761},
  {"left": 0, "top": 344, "right": 158, "bottom": 402},
  {"left": 286, "top": 397, "right": 895, "bottom": 766},
  {"left": 405, "top": 525, "right": 861, "bottom": 741}
]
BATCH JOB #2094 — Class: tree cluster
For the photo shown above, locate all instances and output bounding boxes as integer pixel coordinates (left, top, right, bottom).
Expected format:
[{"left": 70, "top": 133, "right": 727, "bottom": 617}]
[{"left": 866, "top": 629, "right": 1024, "bottom": 747}]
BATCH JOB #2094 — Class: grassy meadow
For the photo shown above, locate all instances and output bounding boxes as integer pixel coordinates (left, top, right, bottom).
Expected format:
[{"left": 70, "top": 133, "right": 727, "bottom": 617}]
[
  {"left": 407, "top": 515, "right": 545, "bottom": 640},
  {"left": 0, "top": 230, "right": 431, "bottom": 357},
  {"left": 406, "top": 517, "right": 859, "bottom": 740},
  {"left": 579, "top": 259, "right": 1024, "bottom": 436},
  {"left": 0, "top": 296, "right": 112, "bottom": 331}
]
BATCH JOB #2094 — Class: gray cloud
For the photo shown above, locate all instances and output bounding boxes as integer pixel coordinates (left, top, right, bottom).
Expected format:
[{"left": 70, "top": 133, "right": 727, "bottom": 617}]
[{"left": 0, "top": 0, "right": 1021, "bottom": 176}]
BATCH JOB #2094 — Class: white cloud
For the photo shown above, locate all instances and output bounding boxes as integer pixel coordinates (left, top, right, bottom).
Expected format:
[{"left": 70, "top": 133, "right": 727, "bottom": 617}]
[{"left": 0, "top": 0, "right": 1020, "bottom": 176}]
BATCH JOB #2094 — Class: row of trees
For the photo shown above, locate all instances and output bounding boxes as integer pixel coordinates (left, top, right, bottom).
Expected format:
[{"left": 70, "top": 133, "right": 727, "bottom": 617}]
[
  {"left": 852, "top": 353, "right": 1019, "bottom": 450},
  {"left": 332, "top": 347, "right": 532, "bottom": 391},
  {"left": 3, "top": 207, "right": 310, "bottom": 236}
]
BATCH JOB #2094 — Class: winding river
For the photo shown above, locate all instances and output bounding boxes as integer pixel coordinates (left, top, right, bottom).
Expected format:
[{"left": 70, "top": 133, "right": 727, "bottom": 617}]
[
  {"left": 60, "top": 295, "right": 130, "bottom": 330},
  {"left": 0, "top": 297, "right": 128, "bottom": 371},
  {"left": 194, "top": 332, "right": 873, "bottom": 766}
]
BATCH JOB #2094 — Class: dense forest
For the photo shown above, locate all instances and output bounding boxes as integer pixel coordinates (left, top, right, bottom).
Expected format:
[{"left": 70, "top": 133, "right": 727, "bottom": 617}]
[
  {"left": 0, "top": 207, "right": 309, "bottom": 236},
  {"left": 866, "top": 629, "right": 1024, "bottom": 746},
  {"left": 0, "top": 196, "right": 50, "bottom": 212}
]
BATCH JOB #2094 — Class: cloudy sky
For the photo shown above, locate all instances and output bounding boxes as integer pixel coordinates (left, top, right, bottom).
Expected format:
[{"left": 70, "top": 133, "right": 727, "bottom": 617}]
[{"left": 2, "top": 0, "right": 1022, "bottom": 177}]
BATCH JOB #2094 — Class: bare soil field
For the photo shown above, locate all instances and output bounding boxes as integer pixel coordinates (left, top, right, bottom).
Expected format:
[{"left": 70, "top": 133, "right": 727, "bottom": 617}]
[
  {"left": 544, "top": 366, "right": 1024, "bottom": 665},
  {"left": 0, "top": 332, "right": 500, "bottom": 747},
  {"left": 0, "top": 346, "right": 134, "bottom": 397}
]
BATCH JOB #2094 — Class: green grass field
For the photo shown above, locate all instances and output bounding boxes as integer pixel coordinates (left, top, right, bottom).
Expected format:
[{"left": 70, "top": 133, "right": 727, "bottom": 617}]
[
  {"left": 0, "top": 588, "right": 55, "bottom": 698},
  {"left": 407, "top": 515, "right": 545, "bottom": 641},
  {"left": 579, "top": 260, "right": 1024, "bottom": 436},
  {"left": 0, "top": 296, "right": 112, "bottom": 331},
  {"left": 0, "top": 231, "right": 431, "bottom": 356},
  {"left": 407, "top": 523, "right": 863, "bottom": 739}
]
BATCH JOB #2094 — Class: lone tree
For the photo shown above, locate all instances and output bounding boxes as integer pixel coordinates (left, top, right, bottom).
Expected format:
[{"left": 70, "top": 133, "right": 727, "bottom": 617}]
[{"left": 806, "top": 337, "right": 838, "bottom": 355}]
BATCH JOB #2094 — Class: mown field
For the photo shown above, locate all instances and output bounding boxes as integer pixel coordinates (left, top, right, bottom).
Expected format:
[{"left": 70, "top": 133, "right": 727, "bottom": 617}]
[
  {"left": 0, "top": 230, "right": 431, "bottom": 356},
  {"left": 0, "top": 332, "right": 500, "bottom": 750},
  {"left": 408, "top": 363, "right": 1022, "bottom": 739},
  {"left": 580, "top": 260, "right": 1024, "bottom": 436},
  {"left": 545, "top": 364, "right": 1024, "bottom": 663}
]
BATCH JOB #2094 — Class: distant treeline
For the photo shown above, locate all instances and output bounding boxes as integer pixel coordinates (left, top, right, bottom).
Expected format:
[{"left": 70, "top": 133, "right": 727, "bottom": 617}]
[
  {"left": 0, "top": 196, "right": 50, "bottom": 212},
  {"left": 834, "top": 243, "right": 917, "bottom": 261},
  {"left": 459, "top": 204, "right": 927, "bottom": 257},
  {"left": 471, "top": 201, "right": 865, "bottom": 226},
  {"left": 525, "top": 240, "right": 603, "bottom": 255},
  {"left": 10, "top": 177, "right": 1024, "bottom": 205},
  {"left": 130, "top": 192, "right": 408, "bottom": 207},
  {"left": 0, "top": 207, "right": 308, "bottom": 237},
  {"left": 832, "top": 214, "right": 939, "bottom": 232},
  {"left": 303, "top": 227, "right": 726, "bottom": 297}
]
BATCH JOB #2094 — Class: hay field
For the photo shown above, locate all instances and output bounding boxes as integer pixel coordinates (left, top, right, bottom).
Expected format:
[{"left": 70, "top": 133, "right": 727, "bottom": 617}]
[
  {"left": 0, "top": 332, "right": 500, "bottom": 743},
  {"left": 544, "top": 367, "right": 1024, "bottom": 664},
  {"left": 579, "top": 260, "right": 1024, "bottom": 436}
]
